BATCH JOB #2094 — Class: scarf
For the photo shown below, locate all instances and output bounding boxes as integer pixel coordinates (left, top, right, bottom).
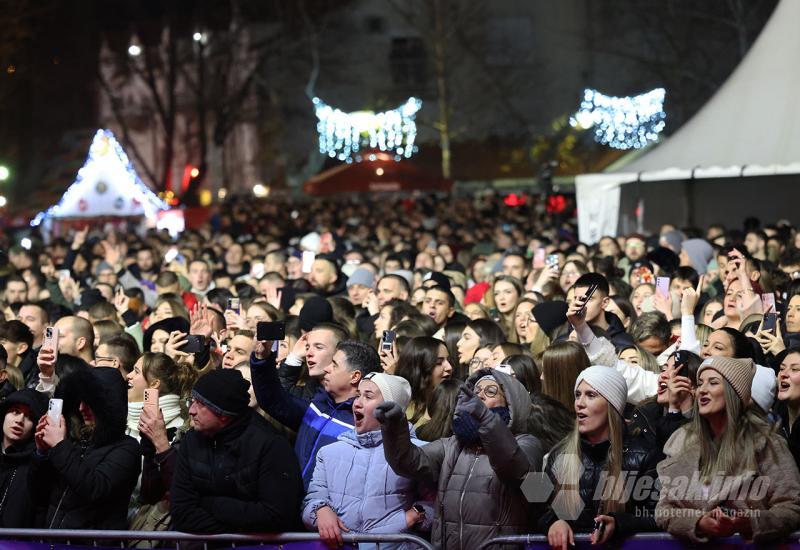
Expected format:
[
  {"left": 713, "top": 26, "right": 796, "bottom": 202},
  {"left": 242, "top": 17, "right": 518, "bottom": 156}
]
[
  {"left": 452, "top": 406, "right": 511, "bottom": 447},
  {"left": 127, "top": 394, "right": 184, "bottom": 439}
]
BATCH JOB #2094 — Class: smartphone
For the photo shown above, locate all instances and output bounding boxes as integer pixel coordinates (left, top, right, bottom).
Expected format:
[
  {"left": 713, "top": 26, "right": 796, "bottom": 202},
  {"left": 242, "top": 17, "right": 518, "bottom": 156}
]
[
  {"left": 257, "top": 321, "right": 287, "bottom": 341},
  {"left": 593, "top": 519, "right": 606, "bottom": 540},
  {"left": 302, "top": 251, "right": 316, "bottom": 274},
  {"left": 183, "top": 335, "right": 206, "bottom": 354},
  {"left": 533, "top": 248, "right": 546, "bottom": 270},
  {"left": 761, "top": 292, "right": 776, "bottom": 313},
  {"left": 381, "top": 330, "right": 396, "bottom": 352},
  {"left": 656, "top": 277, "right": 670, "bottom": 298},
  {"left": 251, "top": 262, "right": 266, "bottom": 279},
  {"left": 43, "top": 326, "right": 59, "bottom": 362},
  {"left": 763, "top": 312, "right": 779, "bottom": 333},
  {"left": 546, "top": 254, "right": 559, "bottom": 270},
  {"left": 57, "top": 269, "right": 71, "bottom": 281},
  {"left": 577, "top": 284, "right": 599, "bottom": 316},
  {"left": 143, "top": 388, "right": 159, "bottom": 413},
  {"left": 164, "top": 247, "right": 179, "bottom": 263},
  {"left": 48, "top": 398, "right": 63, "bottom": 423},
  {"left": 227, "top": 297, "right": 241, "bottom": 314}
]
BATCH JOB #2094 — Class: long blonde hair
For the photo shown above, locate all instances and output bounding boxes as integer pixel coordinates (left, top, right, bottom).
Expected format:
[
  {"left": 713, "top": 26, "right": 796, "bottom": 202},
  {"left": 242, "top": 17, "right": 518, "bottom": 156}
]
[
  {"left": 551, "top": 404, "right": 625, "bottom": 517},
  {"left": 689, "top": 378, "right": 776, "bottom": 481}
]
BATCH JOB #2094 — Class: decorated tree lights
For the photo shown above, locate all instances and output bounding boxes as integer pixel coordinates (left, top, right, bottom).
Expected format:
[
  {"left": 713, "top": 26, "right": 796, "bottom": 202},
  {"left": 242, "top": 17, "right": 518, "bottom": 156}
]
[
  {"left": 313, "top": 97, "right": 422, "bottom": 163},
  {"left": 569, "top": 88, "right": 666, "bottom": 150}
]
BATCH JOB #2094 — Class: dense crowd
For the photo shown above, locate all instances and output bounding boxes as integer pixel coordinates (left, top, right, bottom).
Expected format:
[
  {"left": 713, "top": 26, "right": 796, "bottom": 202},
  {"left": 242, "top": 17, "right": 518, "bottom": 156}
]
[{"left": 1, "top": 193, "right": 800, "bottom": 548}]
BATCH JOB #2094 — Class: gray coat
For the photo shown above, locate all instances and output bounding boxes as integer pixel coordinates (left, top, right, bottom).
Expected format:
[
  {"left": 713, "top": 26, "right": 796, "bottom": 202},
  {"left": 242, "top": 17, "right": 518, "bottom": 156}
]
[{"left": 381, "top": 368, "right": 543, "bottom": 549}]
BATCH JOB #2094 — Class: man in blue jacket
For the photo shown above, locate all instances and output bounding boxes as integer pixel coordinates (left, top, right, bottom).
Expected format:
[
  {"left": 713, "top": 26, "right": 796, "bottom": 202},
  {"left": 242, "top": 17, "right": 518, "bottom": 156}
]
[{"left": 251, "top": 336, "right": 380, "bottom": 488}]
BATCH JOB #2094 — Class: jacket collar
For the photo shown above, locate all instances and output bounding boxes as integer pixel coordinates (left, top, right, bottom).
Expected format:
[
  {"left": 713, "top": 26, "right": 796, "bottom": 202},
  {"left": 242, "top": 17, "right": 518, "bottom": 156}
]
[{"left": 580, "top": 437, "right": 611, "bottom": 462}]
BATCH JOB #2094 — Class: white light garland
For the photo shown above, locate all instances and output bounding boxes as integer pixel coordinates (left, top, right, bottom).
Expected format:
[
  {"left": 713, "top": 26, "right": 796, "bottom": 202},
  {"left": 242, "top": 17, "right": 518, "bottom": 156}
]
[
  {"left": 569, "top": 88, "right": 666, "bottom": 150},
  {"left": 31, "top": 129, "right": 168, "bottom": 226},
  {"left": 313, "top": 97, "right": 421, "bottom": 162}
]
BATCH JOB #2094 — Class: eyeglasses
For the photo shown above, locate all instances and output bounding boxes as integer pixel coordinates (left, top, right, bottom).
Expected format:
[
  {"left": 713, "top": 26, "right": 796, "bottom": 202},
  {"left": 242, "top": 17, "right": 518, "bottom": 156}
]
[
  {"left": 469, "top": 357, "right": 488, "bottom": 368},
  {"left": 475, "top": 384, "right": 502, "bottom": 398}
]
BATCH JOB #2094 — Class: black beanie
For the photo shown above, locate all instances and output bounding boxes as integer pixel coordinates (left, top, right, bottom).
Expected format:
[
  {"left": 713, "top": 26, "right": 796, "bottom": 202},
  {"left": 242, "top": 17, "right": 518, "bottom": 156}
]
[
  {"left": 192, "top": 369, "right": 251, "bottom": 417},
  {"left": 299, "top": 296, "right": 333, "bottom": 332},
  {"left": 533, "top": 301, "right": 569, "bottom": 335},
  {"left": 422, "top": 271, "right": 451, "bottom": 289}
]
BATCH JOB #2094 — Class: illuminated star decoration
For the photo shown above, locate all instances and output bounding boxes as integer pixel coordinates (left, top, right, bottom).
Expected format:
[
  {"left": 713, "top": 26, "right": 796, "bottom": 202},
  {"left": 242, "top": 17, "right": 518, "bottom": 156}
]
[
  {"left": 31, "top": 129, "right": 168, "bottom": 226},
  {"left": 569, "top": 88, "right": 666, "bottom": 150},
  {"left": 313, "top": 97, "right": 422, "bottom": 162}
]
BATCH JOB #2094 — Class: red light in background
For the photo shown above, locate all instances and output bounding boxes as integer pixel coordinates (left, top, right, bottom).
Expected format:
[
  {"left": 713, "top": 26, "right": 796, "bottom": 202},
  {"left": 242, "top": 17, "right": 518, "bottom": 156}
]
[
  {"left": 546, "top": 194, "right": 567, "bottom": 213},
  {"left": 504, "top": 193, "right": 526, "bottom": 207}
]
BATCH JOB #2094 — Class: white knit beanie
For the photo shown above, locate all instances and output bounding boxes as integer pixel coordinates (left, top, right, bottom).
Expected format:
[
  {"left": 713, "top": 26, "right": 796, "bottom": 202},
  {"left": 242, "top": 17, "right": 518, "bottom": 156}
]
[
  {"left": 751, "top": 365, "right": 777, "bottom": 413},
  {"left": 363, "top": 372, "right": 412, "bottom": 411},
  {"left": 574, "top": 366, "right": 628, "bottom": 416}
]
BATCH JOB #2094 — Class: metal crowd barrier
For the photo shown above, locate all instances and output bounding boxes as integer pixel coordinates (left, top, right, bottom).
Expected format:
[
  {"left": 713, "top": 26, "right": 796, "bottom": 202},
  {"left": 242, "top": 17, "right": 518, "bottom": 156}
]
[
  {"left": 0, "top": 529, "right": 435, "bottom": 550},
  {"left": 479, "top": 531, "right": 800, "bottom": 549}
]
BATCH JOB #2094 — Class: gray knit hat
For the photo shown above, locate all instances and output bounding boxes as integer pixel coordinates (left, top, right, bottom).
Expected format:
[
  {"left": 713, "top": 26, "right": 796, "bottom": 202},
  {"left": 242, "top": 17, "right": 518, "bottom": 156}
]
[{"left": 575, "top": 366, "right": 628, "bottom": 416}]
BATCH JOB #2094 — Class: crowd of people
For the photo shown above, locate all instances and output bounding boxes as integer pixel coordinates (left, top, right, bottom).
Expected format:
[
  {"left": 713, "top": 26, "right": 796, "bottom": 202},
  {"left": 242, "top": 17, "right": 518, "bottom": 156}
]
[{"left": 1, "top": 192, "right": 800, "bottom": 548}]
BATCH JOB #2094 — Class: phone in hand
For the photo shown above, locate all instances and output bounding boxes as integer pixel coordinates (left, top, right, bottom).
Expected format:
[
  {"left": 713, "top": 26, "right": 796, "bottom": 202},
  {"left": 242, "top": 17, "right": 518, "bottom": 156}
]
[
  {"left": 227, "top": 297, "right": 241, "bottom": 315},
  {"left": 43, "top": 326, "right": 59, "bottom": 362},
  {"left": 577, "top": 284, "right": 599, "bottom": 316},
  {"left": 762, "top": 312, "right": 779, "bottom": 333},
  {"left": 546, "top": 254, "right": 559, "bottom": 271},
  {"left": 593, "top": 518, "right": 606, "bottom": 541},
  {"left": 48, "top": 398, "right": 63, "bottom": 424},
  {"left": 183, "top": 335, "right": 206, "bottom": 354},
  {"left": 381, "top": 330, "right": 396, "bottom": 352},
  {"left": 761, "top": 292, "right": 776, "bottom": 313},
  {"left": 656, "top": 277, "right": 670, "bottom": 298},
  {"left": 256, "top": 321, "right": 286, "bottom": 341},
  {"left": 533, "top": 248, "right": 546, "bottom": 270},
  {"left": 143, "top": 388, "right": 159, "bottom": 413},
  {"left": 302, "top": 251, "right": 316, "bottom": 274}
]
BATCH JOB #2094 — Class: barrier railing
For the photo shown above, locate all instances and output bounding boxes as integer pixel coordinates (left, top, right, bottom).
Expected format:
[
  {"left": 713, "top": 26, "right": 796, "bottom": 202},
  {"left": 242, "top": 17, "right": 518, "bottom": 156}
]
[
  {"left": 0, "top": 529, "right": 435, "bottom": 550},
  {"left": 478, "top": 532, "right": 800, "bottom": 549}
]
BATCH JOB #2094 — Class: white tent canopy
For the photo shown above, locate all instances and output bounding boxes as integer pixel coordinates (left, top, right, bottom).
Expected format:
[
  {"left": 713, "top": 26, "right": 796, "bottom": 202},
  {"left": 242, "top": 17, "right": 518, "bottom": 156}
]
[
  {"left": 32, "top": 129, "right": 167, "bottom": 226},
  {"left": 576, "top": 0, "right": 800, "bottom": 243}
]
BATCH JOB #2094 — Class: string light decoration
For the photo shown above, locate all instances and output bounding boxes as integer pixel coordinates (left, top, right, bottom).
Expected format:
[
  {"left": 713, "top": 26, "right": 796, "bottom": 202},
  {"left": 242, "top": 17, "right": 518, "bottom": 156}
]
[
  {"left": 313, "top": 97, "right": 422, "bottom": 162},
  {"left": 569, "top": 88, "right": 666, "bottom": 150},
  {"left": 31, "top": 129, "right": 168, "bottom": 226}
]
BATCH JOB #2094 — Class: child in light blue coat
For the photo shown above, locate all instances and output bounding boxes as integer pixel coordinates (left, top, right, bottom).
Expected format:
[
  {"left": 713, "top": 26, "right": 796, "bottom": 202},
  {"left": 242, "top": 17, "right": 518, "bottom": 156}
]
[{"left": 303, "top": 372, "right": 434, "bottom": 549}]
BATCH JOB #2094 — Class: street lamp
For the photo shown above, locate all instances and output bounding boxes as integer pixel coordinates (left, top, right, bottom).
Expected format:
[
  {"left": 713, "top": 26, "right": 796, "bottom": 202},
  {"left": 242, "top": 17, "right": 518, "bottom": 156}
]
[{"left": 0, "top": 165, "right": 9, "bottom": 181}]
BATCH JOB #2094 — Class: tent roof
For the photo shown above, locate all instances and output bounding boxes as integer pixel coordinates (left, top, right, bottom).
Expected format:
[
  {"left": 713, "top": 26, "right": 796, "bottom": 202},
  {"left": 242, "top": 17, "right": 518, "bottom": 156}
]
[
  {"left": 31, "top": 129, "right": 167, "bottom": 226},
  {"left": 303, "top": 152, "right": 452, "bottom": 195},
  {"left": 615, "top": 0, "right": 800, "bottom": 175}
]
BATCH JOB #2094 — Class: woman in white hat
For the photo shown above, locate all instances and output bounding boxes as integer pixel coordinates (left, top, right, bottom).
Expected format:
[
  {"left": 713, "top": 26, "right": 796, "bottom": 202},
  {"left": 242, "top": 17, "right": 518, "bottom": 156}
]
[
  {"left": 541, "top": 366, "right": 660, "bottom": 549},
  {"left": 657, "top": 356, "right": 800, "bottom": 544}
]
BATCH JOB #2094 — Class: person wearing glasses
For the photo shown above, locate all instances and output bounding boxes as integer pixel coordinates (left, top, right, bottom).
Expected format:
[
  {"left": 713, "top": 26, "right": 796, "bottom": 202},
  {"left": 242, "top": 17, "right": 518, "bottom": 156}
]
[{"left": 375, "top": 368, "right": 543, "bottom": 549}]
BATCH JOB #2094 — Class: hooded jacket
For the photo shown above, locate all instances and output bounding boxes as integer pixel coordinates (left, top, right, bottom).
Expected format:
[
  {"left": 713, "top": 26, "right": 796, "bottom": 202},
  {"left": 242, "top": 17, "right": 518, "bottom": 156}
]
[
  {"left": 250, "top": 352, "right": 354, "bottom": 488},
  {"left": 302, "top": 427, "right": 434, "bottom": 549},
  {"left": 656, "top": 424, "right": 800, "bottom": 544},
  {"left": 0, "top": 389, "right": 48, "bottom": 527},
  {"left": 381, "top": 368, "right": 543, "bottom": 549},
  {"left": 29, "top": 366, "right": 141, "bottom": 530},
  {"left": 170, "top": 409, "right": 303, "bottom": 533}
]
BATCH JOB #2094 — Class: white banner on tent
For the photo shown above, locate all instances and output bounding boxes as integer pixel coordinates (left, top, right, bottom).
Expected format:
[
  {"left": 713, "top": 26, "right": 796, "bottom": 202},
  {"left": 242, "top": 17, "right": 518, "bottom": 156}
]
[{"left": 575, "top": 173, "right": 637, "bottom": 244}]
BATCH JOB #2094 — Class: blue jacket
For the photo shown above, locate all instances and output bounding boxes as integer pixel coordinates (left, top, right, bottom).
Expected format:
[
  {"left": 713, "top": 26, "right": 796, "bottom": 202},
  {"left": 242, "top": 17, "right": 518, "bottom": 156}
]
[
  {"left": 302, "top": 427, "right": 434, "bottom": 550},
  {"left": 250, "top": 353, "right": 354, "bottom": 488}
]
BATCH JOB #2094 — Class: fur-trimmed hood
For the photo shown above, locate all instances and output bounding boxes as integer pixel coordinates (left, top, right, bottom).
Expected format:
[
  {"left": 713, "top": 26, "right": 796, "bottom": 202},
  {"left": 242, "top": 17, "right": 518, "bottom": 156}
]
[{"left": 55, "top": 366, "right": 128, "bottom": 447}]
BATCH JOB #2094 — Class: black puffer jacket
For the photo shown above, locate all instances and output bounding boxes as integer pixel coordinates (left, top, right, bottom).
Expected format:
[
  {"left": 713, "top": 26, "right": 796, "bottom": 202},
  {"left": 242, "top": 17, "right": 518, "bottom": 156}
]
[
  {"left": 170, "top": 409, "right": 303, "bottom": 533},
  {"left": 775, "top": 400, "right": 800, "bottom": 468},
  {"left": 30, "top": 367, "right": 141, "bottom": 529},
  {"left": 539, "top": 434, "right": 660, "bottom": 538},
  {"left": 0, "top": 389, "right": 48, "bottom": 527},
  {"left": 627, "top": 399, "right": 689, "bottom": 451}
]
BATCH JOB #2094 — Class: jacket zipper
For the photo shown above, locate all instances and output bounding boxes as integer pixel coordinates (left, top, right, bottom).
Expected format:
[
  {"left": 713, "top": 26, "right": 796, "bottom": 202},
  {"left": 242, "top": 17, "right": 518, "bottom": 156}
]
[{"left": 458, "top": 455, "right": 480, "bottom": 549}]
